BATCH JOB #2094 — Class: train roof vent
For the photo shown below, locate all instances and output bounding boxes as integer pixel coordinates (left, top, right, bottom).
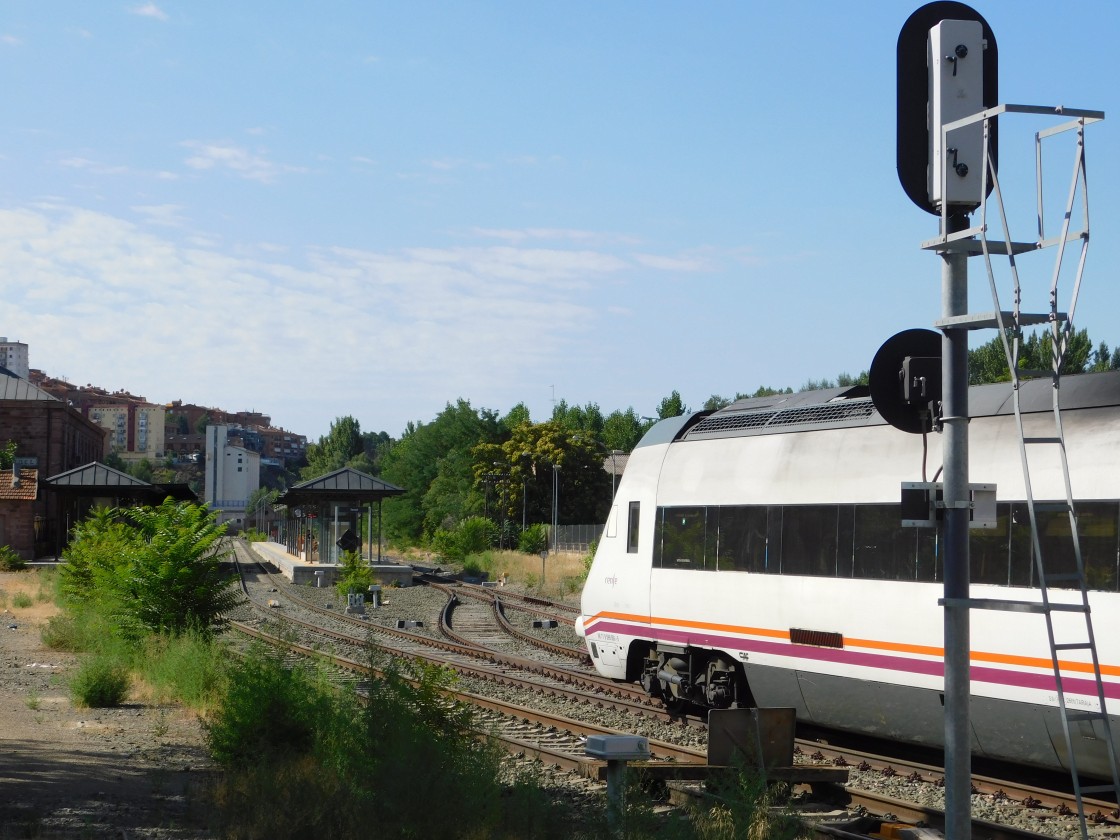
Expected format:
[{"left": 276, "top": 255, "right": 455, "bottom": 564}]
[{"left": 685, "top": 398, "right": 876, "bottom": 438}]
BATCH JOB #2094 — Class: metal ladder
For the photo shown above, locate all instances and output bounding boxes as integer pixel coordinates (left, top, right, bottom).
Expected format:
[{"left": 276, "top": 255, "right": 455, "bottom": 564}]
[{"left": 925, "top": 105, "right": 1118, "bottom": 837}]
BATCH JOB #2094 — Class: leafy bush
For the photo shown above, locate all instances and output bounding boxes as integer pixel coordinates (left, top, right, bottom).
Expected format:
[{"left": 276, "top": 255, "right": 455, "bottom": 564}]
[
  {"left": 70, "top": 655, "right": 131, "bottom": 708},
  {"left": 456, "top": 516, "right": 496, "bottom": 554},
  {"left": 518, "top": 523, "right": 548, "bottom": 554},
  {"left": 0, "top": 544, "right": 26, "bottom": 571},
  {"left": 431, "top": 516, "right": 498, "bottom": 563},
  {"left": 206, "top": 644, "right": 335, "bottom": 769},
  {"left": 335, "top": 549, "right": 373, "bottom": 599},
  {"left": 61, "top": 500, "right": 238, "bottom": 639},
  {"left": 430, "top": 526, "right": 460, "bottom": 561}
]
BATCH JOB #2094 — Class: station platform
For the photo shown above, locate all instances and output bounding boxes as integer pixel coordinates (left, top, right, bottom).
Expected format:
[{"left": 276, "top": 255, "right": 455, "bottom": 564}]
[{"left": 248, "top": 541, "right": 415, "bottom": 588}]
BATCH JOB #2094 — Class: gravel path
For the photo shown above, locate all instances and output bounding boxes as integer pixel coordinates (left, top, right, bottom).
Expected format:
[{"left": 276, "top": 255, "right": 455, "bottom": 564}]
[{"left": 0, "top": 571, "right": 216, "bottom": 840}]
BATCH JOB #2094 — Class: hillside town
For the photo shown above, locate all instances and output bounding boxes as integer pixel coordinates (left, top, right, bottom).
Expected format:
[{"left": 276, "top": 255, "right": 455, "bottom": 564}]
[{"left": 0, "top": 336, "right": 308, "bottom": 561}]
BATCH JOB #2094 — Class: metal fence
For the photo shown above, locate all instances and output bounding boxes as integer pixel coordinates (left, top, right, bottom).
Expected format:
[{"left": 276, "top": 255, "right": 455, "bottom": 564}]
[{"left": 550, "top": 524, "right": 604, "bottom": 553}]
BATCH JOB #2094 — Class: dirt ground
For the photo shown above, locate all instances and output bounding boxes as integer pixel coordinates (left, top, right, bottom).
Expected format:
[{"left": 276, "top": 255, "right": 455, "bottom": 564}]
[{"left": 0, "top": 571, "right": 217, "bottom": 839}]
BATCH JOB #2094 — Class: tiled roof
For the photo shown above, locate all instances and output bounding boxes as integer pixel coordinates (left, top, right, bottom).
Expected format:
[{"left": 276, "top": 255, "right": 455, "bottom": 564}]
[{"left": 0, "top": 469, "right": 38, "bottom": 501}]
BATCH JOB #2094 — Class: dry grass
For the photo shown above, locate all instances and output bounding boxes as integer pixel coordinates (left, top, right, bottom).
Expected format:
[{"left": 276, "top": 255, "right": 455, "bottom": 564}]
[
  {"left": 477, "top": 549, "right": 589, "bottom": 600},
  {"left": 393, "top": 545, "right": 590, "bottom": 600},
  {"left": 0, "top": 570, "right": 59, "bottom": 625}
]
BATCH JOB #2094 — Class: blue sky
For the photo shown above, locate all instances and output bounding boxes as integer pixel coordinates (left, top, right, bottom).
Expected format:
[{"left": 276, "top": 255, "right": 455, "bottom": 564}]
[{"left": 2, "top": 2, "right": 1118, "bottom": 441}]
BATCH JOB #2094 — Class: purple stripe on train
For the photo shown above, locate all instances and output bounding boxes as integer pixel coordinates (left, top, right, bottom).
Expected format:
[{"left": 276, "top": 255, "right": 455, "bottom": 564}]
[{"left": 585, "top": 618, "right": 1120, "bottom": 700}]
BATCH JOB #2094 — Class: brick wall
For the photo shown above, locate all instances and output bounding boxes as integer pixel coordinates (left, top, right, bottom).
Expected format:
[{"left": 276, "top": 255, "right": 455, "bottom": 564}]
[{"left": 0, "top": 401, "right": 107, "bottom": 557}]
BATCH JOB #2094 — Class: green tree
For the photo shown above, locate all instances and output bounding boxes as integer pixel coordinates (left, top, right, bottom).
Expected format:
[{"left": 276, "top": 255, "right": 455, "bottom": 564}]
[
  {"left": 836, "top": 370, "right": 869, "bottom": 387},
  {"left": 194, "top": 412, "right": 211, "bottom": 435},
  {"left": 473, "top": 420, "right": 612, "bottom": 528},
  {"left": 704, "top": 394, "right": 733, "bottom": 411},
  {"left": 118, "top": 499, "right": 237, "bottom": 636},
  {"left": 379, "top": 400, "right": 503, "bottom": 542},
  {"left": 501, "top": 402, "right": 531, "bottom": 430},
  {"left": 751, "top": 385, "right": 793, "bottom": 397},
  {"left": 104, "top": 451, "right": 127, "bottom": 472},
  {"left": 303, "top": 415, "right": 364, "bottom": 479},
  {"left": 551, "top": 399, "right": 605, "bottom": 436},
  {"left": 656, "top": 390, "right": 689, "bottom": 419},
  {"left": 969, "top": 327, "right": 1105, "bottom": 385},
  {"left": 601, "top": 407, "right": 647, "bottom": 452},
  {"left": 969, "top": 334, "right": 1012, "bottom": 384},
  {"left": 128, "top": 458, "right": 153, "bottom": 482}
]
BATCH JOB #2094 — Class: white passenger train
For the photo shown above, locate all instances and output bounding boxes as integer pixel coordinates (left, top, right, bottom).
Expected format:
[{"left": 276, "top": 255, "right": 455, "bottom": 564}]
[{"left": 576, "top": 371, "right": 1120, "bottom": 776}]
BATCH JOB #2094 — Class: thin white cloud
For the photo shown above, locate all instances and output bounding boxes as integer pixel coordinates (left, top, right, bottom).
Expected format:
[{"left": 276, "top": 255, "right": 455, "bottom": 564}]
[
  {"left": 1, "top": 205, "right": 628, "bottom": 435},
  {"left": 131, "top": 3, "right": 168, "bottom": 21},
  {"left": 632, "top": 253, "right": 715, "bottom": 272},
  {"left": 426, "top": 157, "right": 489, "bottom": 172},
  {"left": 1, "top": 34, "right": 21, "bottom": 46},
  {"left": 181, "top": 141, "right": 304, "bottom": 184},
  {"left": 469, "top": 227, "right": 643, "bottom": 247},
  {"left": 132, "top": 204, "right": 187, "bottom": 228},
  {"left": 58, "top": 156, "right": 129, "bottom": 176}
]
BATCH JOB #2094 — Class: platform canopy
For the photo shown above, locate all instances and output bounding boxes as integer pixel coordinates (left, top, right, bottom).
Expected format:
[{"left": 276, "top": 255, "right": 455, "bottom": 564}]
[
  {"left": 277, "top": 467, "right": 405, "bottom": 506},
  {"left": 43, "top": 461, "right": 198, "bottom": 557},
  {"left": 46, "top": 462, "right": 197, "bottom": 502},
  {"left": 276, "top": 468, "right": 405, "bottom": 563}
]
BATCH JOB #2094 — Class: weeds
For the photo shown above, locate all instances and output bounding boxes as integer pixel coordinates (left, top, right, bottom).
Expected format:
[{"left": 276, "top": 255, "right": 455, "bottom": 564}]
[
  {"left": 70, "top": 654, "right": 131, "bottom": 708},
  {"left": 137, "top": 630, "right": 227, "bottom": 711},
  {"left": 0, "top": 545, "right": 26, "bottom": 571},
  {"left": 12, "top": 592, "right": 33, "bottom": 608},
  {"left": 25, "top": 690, "right": 40, "bottom": 711},
  {"left": 206, "top": 646, "right": 583, "bottom": 839}
]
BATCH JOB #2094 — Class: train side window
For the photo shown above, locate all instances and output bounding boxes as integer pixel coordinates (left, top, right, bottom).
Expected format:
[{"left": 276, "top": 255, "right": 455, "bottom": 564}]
[
  {"left": 627, "top": 502, "right": 640, "bottom": 554},
  {"left": 780, "top": 505, "right": 840, "bottom": 577},
  {"left": 1079, "top": 502, "right": 1119, "bottom": 592},
  {"left": 714, "top": 506, "right": 768, "bottom": 572},
  {"left": 659, "top": 506, "right": 711, "bottom": 570}
]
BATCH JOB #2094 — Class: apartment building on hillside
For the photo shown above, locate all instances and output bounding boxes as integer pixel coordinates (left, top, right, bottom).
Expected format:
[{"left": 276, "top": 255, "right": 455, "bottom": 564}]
[{"left": 86, "top": 401, "right": 166, "bottom": 463}]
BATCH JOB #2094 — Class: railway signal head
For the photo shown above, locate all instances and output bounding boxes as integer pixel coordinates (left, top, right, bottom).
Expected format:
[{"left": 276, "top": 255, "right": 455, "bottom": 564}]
[
  {"left": 870, "top": 328, "right": 943, "bottom": 434},
  {"left": 897, "top": 1, "right": 998, "bottom": 215}
]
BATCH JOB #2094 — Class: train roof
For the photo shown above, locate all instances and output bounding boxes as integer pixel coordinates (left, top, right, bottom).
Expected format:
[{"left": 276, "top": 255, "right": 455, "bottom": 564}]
[{"left": 660, "top": 370, "right": 1120, "bottom": 445}]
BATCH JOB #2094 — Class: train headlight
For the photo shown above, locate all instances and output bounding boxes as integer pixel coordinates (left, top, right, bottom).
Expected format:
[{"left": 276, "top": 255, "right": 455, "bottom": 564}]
[{"left": 574, "top": 615, "right": 588, "bottom": 638}]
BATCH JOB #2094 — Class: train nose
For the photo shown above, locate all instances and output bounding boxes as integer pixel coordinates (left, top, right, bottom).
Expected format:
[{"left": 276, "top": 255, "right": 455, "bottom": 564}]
[{"left": 574, "top": 615, "right": 588, "bottom": 638}]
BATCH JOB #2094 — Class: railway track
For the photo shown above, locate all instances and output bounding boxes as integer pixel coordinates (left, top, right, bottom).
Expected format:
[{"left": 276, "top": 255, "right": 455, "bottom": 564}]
[
  {"left": 229, "top": 613, "right": 703, "bottom": 771},
  {"left": 230, "top": 541, "right": 680, "bottom": 726},
  {"left": 226, "top": 541, "right": 1119, "bottom": 839}
]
